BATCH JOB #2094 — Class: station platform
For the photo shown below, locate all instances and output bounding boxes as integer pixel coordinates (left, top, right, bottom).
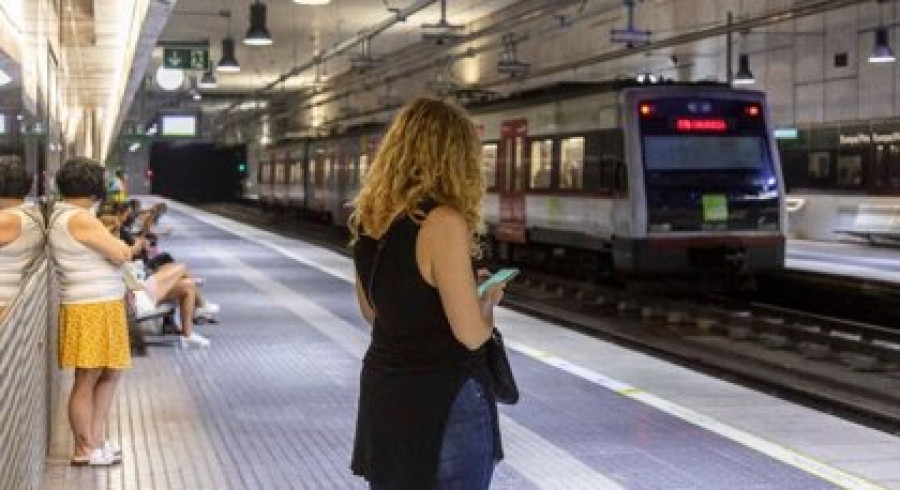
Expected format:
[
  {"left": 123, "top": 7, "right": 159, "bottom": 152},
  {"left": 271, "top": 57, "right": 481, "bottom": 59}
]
[
  {"left": 787, "top": 240, "right": 900, "bottom": 284},
  {"left": 42, "top": 200, "right": 900, "bottom": 490}
]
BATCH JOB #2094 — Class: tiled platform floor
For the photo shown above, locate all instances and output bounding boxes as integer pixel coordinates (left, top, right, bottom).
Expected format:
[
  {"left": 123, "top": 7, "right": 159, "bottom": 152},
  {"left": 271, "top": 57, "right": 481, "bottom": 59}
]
[{"left": 40, "top": 201, "right": 899, "bottom": 489}]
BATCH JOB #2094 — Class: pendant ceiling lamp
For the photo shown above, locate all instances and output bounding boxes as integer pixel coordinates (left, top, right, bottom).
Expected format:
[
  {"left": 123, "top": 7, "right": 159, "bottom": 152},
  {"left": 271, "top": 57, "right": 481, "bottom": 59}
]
[
  {"left": 244, "top": 1, "right": 273, "bottom": 46},
  {"left": 870, "top": 27, "right": 896, "bottom": 63},
  {"left": 733, "top": 54, "right": 755, "bottom": 85},
  {"left": 199, "top": 68, "right": 218, "bottom": 89},
  {"left": 218, "top": 36, "right": 240, "bottom": 72}
]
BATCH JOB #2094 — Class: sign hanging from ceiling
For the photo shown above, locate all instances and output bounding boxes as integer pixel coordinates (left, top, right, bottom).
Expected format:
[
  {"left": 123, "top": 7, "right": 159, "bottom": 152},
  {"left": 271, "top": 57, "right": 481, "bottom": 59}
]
[{"left": 163, "top": 48, "right": 209, "bottom": 70}]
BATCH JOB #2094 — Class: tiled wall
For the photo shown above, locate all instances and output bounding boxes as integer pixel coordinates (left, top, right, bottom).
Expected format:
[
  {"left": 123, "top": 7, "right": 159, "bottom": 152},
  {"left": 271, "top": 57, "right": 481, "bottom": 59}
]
[{"left": 0, "top": 239, "right": 52, "bottom": 490}]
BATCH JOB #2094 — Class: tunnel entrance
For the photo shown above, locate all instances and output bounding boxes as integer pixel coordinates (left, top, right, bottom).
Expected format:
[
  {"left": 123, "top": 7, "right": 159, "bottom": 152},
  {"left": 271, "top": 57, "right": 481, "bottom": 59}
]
[{"left": 149, "top": 142, "right": 247, "bottom": 202}]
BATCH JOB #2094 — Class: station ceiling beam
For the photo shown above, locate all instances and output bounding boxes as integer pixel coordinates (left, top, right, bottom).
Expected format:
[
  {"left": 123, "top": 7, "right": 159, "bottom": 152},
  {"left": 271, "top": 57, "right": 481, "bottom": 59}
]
[{"left": 478, "top": 0, "right": 872, "bottom": 90}]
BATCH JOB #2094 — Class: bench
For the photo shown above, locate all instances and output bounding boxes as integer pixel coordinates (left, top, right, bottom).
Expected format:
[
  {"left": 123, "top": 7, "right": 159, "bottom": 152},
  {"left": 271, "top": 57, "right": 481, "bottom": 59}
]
[{"left": 127, "top": 301, "right": 177, "bottom": 355}]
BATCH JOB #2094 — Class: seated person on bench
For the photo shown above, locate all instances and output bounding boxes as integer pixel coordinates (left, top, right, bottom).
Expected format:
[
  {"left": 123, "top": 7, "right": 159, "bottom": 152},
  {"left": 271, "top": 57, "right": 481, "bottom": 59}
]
[{"left": 99, "top": 211, "right": 217, "bottom": 349}]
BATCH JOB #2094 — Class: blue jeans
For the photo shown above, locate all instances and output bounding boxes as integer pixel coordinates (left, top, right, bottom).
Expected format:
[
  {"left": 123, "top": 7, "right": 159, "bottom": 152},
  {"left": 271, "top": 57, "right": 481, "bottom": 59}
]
[{"left": 370, "top": 378, "right": 495, "bottom": 490}]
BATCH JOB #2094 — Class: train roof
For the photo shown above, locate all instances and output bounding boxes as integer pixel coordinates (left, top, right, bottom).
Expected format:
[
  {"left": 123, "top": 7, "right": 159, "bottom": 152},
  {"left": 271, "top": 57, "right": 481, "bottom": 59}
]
[{"left": 466, "top": 80, "right": 732, "bottom": 113}]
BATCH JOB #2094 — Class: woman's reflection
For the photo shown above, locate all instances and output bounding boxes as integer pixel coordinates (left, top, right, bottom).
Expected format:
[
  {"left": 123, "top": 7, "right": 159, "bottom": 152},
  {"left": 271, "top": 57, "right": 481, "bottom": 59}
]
[{"left": 0, "top": 156, "right": 43, "bottom": 319}]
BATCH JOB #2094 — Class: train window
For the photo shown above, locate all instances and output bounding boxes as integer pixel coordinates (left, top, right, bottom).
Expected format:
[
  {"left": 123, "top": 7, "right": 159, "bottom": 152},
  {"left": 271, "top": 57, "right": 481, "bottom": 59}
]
[
  {"left": 359, "top": 154, "right": 370, "bottom": 183},
  {"left": 584, "top": 129, "right": 625, "bottom": 194},
  {"left": 615, "top": 160, "right": 628, "bottom": 193},
  {"left": 836, "top": 156, "right": 862, "bottom": 187},
  {"left": 874, "top": 144, "right": 900, "bottom": 190},
  {"left": 292, "top": 161, "right": 302, "bottom": 184},
  {"left": 313, "top": 156, "right": 325, "bottom": 189},
  {"left": 560, "top": 137, "right": 585, "bottom": 190},
  {"left": 529, "top": 140, "right": 553, "bottom": 189},
  {"left": 807, "top": 152, "right": 831, "bottom": 181},
  {"left": 323, "top": 157, "right": 332, "bottom": 189},
  {"left": 481, "top": 144, "right": 497, "bottom": 189}
]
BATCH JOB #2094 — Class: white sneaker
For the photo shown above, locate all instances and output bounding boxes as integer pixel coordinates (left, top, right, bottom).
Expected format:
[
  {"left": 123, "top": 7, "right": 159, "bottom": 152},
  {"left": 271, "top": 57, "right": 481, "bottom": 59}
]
[
  {"left": 195, "top": 302, "right": 220, "bottom": 317},
  {"left": 180, "top": 332, "right": 211, "bottom": 348},
  {"left": 101, "top": 442, "right": 122, "bottom": 463},
  {"left": 71, "top": 448, "right": 120, "bottom": 466},
  {"left": 102, "top": 441, "right": 122, "bottom": 457}
]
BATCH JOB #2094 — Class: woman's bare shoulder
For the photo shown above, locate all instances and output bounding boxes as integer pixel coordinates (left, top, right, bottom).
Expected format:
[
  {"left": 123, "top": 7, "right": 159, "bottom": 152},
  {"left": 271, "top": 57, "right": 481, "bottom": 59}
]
[
  {"left": 0, "top": 211, "right": 21, "bottom": 231},
  {"left": 422, "top": 205, "right": 466, "bottom": 231},
  {"left": 0, "top": 212, "right": 22, "bottom": 244},
  {"left": 66, "top": 209, "right": 95, "bottom": 228}
]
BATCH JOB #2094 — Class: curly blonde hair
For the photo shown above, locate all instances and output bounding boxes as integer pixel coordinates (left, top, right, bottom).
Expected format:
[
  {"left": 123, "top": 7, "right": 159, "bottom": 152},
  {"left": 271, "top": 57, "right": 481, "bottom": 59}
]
[{"left": 349, "top": 97, "right": 485, "bottom": 255}]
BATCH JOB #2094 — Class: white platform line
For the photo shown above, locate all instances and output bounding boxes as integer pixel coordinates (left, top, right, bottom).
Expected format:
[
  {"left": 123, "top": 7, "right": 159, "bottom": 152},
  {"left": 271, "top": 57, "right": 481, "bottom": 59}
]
[
  {"left": 209, "top": 247, "right": 624, "bottom": 490},
  {"left": 507, "top": 342, "right": 883, "bottom": 490},
  {"left": 165, "top": 199, "right": 884, "bottom": 490}
]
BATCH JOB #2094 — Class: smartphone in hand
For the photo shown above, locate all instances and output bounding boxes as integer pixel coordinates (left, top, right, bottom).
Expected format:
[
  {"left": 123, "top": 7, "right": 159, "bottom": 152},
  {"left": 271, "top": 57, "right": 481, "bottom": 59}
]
[{"left": 477, "top": 268, "right": 519, "bottom": 297}]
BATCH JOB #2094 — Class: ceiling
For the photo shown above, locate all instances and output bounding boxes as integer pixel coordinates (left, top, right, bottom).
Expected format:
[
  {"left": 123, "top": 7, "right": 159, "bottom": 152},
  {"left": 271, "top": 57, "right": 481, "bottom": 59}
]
[
  {"left": 61, "top": 0, "right": 141, "bottom": 108},
  {"left": 156, "top": 0, "right": 521, "bottom": 93}
]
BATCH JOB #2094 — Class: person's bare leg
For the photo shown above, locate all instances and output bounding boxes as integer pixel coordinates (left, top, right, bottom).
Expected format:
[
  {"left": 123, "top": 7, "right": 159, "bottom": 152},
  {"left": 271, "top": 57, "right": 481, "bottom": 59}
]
[
  {"left": 69, "top": 369, "right": 102, "bottom": 459},
  {"left": 91, "top": 369, "right": 122, "bottom": 448},
  {"left": 165, "top": 279, "right": 197, "bottom": 337},
  {"left": 147, "top": 263, "right": 188, "bottom": 304},
  {"left": 194, "top": 290, "right": 208, "bottom": 308}
]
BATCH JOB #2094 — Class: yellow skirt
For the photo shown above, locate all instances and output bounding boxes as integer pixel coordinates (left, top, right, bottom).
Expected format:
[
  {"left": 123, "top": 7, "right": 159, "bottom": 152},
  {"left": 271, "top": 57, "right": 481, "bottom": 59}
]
[{"left": 59, "top": 299, "right": 131, "bottom": 370}]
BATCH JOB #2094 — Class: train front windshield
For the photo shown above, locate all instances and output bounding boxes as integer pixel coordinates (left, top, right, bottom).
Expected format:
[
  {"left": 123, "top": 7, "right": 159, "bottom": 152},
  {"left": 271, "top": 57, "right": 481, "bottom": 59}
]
[{"left": 638, "top": 97, "right": 780, "bottom": 233}]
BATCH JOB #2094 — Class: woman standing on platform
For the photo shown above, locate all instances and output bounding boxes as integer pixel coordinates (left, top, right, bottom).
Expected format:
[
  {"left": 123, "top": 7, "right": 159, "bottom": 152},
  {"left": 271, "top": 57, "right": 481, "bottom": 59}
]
[
  {"left": 0, "top": 157, "right": 43, "bottom": 319},
  {"left": 50, "top": 158, "right": 132, "bottom": 466},
  {"left": 349, "top": 98, "right": 504, "bottom": 489}
]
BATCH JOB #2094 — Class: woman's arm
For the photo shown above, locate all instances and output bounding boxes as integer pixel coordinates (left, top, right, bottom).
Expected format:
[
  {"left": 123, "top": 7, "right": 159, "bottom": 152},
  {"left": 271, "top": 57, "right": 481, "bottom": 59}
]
[
  {"left": 420, "top": 207, "right": 495, "bottom": 350},
  {"left": 0, "top": 213, "right": 22, "bottom": 246},
  {"left": 68, "top": 211, "right": 132, "bottom": 266},
  {"left": 127, "top": 236, "right": 146, "bottom": 257},
  {"left": 355, "top": 277, "right": 376, "bottom": 325}
]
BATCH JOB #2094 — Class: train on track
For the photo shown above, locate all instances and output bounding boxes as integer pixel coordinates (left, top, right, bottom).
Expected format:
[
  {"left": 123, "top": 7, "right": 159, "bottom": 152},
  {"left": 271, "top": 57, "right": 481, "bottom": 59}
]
[
  {"left": 780, "top": 119, "right": 900, "bottom": 244},
  {"left": 253, "top": 81, "right": 787, "bottom": 276}
]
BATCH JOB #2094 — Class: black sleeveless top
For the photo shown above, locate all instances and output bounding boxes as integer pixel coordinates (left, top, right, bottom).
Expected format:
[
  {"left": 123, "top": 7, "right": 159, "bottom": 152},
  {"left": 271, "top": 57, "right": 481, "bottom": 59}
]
[{"left": 351, "top": 207, "right": 502, "bottom": 488}]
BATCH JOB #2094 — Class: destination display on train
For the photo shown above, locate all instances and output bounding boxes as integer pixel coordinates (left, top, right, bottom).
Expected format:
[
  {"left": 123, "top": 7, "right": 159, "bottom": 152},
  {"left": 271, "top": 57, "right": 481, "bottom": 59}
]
[
  {"left": 639, "top": 98, "right": 765, "bottom": 136},
  {"left": 674, "top": 118, "right": 729, "bottom": 131}
]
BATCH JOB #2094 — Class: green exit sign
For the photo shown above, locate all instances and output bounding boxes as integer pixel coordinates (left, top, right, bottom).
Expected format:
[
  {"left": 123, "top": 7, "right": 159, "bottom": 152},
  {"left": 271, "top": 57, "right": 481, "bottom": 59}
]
[{"left": 163, "top": 48, "right": 209, "bottom": 70}]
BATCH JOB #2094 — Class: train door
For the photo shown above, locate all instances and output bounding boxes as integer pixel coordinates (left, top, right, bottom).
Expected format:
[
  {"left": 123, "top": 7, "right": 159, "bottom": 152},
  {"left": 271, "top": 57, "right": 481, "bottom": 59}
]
[
  {"left": 309, "top": 144, "right": 325, "bottom": 213},
  {"left": 497, "top": 119, "right": 528, "bottom": 243},
  {"left": 323, "top": 145, "right": 334, "bottom": 221},
  {"left": 289, "top": 145, "right": 305, "bottom": 205},
  {"left": 334, "top": 142, "right": 350, "bottom": 224},
  {"left": 283, "top": 151, "right": 292, "bottom": 205},
  {"left": 276, "top": 150, "right": 288, "bottom": 205}
]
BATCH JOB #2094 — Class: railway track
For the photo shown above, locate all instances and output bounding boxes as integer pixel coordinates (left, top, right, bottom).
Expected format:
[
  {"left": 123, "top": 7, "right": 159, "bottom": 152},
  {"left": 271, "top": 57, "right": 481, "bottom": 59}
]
[{"left": 200, "top": 201, "right": 900, "bottom": 434}]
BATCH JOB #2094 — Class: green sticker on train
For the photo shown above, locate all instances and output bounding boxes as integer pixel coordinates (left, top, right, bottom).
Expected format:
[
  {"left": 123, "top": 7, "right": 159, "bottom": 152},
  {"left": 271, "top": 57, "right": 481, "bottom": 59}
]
[{"left": 702, "top": 194, "right": 728, "bottom": 221}]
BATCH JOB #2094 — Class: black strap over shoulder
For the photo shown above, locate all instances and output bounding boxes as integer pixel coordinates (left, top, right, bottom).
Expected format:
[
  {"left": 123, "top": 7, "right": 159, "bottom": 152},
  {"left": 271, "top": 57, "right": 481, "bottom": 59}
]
[{"left": 365, "top": 224, "right": 393, "bottom": 317}]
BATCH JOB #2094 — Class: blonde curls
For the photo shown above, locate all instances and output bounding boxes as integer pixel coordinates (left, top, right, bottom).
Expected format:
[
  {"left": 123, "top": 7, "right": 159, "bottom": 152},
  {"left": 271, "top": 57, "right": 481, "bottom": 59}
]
[{"left": 349, "top": 97, "right": 485, "bottom": 256}]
